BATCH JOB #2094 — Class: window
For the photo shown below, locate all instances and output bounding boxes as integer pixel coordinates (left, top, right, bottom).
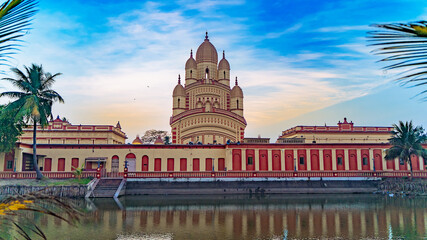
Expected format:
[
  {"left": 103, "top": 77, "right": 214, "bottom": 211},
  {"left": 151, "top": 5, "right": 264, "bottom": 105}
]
[
  {"left": 6, "top": 161, "right": 13, "bottom": 170},
  {"left": 337, "top": 157, "right": 343, "bottom": 165},
  {"left": 223, "top": 71, "right": 226, "bottom": 79},
  {"left": 399, "top": 158, "right": 405, "bottom": 165},
  {"left": 247, "top": 157, "right": 253, "bottom": 165},
  {"left": 299, "top": 156, "right": 305, "bottom": 165},
  {"left": 362, "top": 157, "right": 368, "bottom": 166}
]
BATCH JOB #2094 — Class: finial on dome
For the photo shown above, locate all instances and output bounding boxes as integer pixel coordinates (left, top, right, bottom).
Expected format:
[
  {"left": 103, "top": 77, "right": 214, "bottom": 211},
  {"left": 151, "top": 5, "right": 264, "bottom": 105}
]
[
  {"left": 190, "top": 49, "right": 193, "bottom": 57},
  {"left": 205, "top": 31, "right": 209, "bottom": 41},
  {"left": 223, "top": 50, "right": 225, "bottom": 59},
  {"left": 178, "top": 74, "right": 181, "bottom": 84},
  {"left": 235, "top": 76, "right": 238, "bottom": 86}
]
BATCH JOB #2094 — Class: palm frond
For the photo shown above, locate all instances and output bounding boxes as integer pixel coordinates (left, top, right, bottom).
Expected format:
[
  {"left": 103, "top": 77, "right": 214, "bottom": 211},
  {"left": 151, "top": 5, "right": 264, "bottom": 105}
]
[
  {"left": 368, "top": 21, "right": 427, "bottom": 100},
  {"left": 0, "top": 0, "right": 37, "bottom": 68}
]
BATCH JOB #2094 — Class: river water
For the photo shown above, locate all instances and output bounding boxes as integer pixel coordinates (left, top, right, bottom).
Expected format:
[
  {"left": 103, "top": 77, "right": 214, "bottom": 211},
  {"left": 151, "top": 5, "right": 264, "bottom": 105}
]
[{"left": 14, "top": 194, "right": 427, "bottom": 239}]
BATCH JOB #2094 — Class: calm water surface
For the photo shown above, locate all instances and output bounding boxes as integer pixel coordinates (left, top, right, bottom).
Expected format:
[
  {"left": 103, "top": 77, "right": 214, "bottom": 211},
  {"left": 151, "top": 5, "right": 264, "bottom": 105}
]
[{"left": 24, "top": 195, "right": 427, "bottom": 239}]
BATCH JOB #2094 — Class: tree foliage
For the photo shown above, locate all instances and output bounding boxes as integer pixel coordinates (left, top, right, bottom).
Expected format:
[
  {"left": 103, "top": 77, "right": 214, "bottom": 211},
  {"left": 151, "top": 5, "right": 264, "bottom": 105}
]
[
  {"left": 0, "top": 0, "right": 38, "bottom": 69},
  {"left": 140, "top": 129, "right": 170, "bottom": 144},
  {"left": 0, "top": 105, "right": 24, "bottom": 153},
  {"left": 0, "top": 64, "right": 64, "bottom": 179},
  {"left": 368, "top": 21, "right": 427, "bottom": 100},
  {"left": 385, "top": 121, "right": 427, "bottom": 176}
]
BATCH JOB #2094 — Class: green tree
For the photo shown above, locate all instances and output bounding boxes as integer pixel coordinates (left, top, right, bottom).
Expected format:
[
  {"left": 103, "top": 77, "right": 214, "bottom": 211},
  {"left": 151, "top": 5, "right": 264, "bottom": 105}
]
[
  {"left": 368, "top": 21, "right": 427, "bottom": 100},
  {"left": 0, "top": 64, "right": 64, "bottom": 179},
  {"left": 385, "top": 121, "right": 427, "bottom": 178},
  {"left": 0, "top": 105, "right": 24, "bottom": 153}
]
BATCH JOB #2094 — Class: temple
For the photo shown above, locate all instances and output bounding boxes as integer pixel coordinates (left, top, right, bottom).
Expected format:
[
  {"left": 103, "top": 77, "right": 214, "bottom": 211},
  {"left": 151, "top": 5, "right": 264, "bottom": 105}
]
[
  {"left": 171, "top": 32, "right": 246, "bottom": 144},
  {"left": 0, "top": 33, "right": 425, "bottom": 178}
]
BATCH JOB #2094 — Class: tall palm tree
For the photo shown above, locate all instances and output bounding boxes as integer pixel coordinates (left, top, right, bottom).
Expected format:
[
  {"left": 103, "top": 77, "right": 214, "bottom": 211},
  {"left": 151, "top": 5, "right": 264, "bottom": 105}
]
[
  {"left": 385, "top": 121, "right": 427, "bottom": 178},
  {"left": 0, "top": 64, "right": 64, "bottom": 179},
  {"left": 368, "top": 21, "right": 427, "bottom": 100}
]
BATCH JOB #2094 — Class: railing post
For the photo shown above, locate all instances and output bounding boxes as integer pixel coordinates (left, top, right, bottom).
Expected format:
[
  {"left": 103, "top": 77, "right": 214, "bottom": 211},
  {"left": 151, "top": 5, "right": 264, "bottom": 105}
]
[
  {"left": 96, "top": 167, "right": 101, "bottom": 179},
  {"left": 124, "top": 167, "right": 128, "bottom": 179}
]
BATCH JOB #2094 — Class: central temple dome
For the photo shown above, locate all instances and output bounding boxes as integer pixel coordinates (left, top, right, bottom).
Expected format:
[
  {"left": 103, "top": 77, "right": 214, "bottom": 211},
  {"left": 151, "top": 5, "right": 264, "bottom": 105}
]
[{"left": 196, "top": 32, "right": 218, "bottom": 64}]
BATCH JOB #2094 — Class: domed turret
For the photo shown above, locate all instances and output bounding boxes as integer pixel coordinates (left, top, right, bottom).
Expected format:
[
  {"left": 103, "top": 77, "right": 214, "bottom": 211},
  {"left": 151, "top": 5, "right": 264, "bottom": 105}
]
[
  {"left": 132, "top": 135, "right": 143, "bottom": 144},
  {"left": 230, "top": 77, "right": 243, "bottom": 116},
  {"left": 218, "top": 50, "right": 230, "bottom": 86},
  {"left": 185, "top": 50, "right": 197, "bottom": 85},
  {"left": 196, "top": 32, "right": 218, "bottom": 81},
  {"left": 172, "top": 75, "right": 186, "bottom": 116},
  {"left": 196, "top": 32, "right": 218, "bottom": 64}
]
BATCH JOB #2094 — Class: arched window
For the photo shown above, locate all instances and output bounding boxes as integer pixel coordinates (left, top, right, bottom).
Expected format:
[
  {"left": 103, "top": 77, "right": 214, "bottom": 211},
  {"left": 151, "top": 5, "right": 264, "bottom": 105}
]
[
  {"left": 205, "top": 68, "right": 209, "bottom": 79},
  {"left": 236, "top": 99, "right": 239, "bottom": 109},
  {"left": 223, "top": 71, "right": 226, "bottom": 79},
  {"left": 178, "top": 98, "right": 180, "bottom": 108},
  {"left": 190, "top": 70, "right": 192, "bottom": 78}
]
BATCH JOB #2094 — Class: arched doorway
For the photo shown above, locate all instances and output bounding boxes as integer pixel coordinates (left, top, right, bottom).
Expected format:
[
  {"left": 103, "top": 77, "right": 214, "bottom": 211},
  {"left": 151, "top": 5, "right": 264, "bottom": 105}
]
[
  {"left": 142, "top": 155, "right": 149, "bottom": 171},
  {"left": 111, "top": 155, "right": 119, "bottom": 173},
  {"left": 126, "top": 153, "right": 136, "bottom": 172}
]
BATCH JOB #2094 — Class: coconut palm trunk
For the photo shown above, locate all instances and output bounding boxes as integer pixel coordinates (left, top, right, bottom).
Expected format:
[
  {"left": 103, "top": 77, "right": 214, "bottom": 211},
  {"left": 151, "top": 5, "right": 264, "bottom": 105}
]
[{"left": 33, "top": 120, "right": 43, "bottom": 179}]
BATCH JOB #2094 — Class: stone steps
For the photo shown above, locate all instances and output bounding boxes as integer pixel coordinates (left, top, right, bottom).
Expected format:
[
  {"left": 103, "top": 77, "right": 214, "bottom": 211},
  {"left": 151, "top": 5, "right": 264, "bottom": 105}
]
[{"left": 92, "top": 179, "right": 124, "bottom": 198}]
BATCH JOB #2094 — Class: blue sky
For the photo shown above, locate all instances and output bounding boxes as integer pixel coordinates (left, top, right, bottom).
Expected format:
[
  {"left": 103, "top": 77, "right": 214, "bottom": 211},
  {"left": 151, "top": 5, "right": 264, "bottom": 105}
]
[{"left": 1, "top": 0, "right": 426, "bottom": 141}]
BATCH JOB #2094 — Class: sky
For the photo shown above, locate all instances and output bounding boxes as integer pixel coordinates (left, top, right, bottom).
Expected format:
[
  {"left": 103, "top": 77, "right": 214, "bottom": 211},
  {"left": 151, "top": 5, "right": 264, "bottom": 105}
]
[{"left": 1, "top": 0, "right": 426, "bottom": 142}]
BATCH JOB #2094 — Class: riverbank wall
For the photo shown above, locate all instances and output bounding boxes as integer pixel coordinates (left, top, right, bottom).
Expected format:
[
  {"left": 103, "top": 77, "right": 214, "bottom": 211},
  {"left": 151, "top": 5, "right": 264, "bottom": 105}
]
[
  {"left": 125, "top": 179, "right": 380, "bottom": 195},
  {"left": 0, "top": 185, "right": 87, "bottom": 197}
]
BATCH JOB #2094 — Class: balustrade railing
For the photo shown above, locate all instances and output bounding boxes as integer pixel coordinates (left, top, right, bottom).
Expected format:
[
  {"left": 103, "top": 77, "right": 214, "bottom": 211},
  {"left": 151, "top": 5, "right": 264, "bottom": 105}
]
[{"left": 0, "top": 170, "right": 425, "bottom": 179}]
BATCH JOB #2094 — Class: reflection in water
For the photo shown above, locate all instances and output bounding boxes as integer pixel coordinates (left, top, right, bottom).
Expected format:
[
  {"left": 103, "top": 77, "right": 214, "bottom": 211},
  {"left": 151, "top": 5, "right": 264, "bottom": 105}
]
[{"left": 26, "top": 195, "right": 427, "bottom": 239}]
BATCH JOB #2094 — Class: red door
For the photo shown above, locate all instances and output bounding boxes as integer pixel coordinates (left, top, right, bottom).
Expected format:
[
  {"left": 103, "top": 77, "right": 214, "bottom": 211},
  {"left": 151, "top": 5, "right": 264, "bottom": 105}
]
[
  {"left": 361, "top": 149, "right": 370, "bottom": 170},
  {"left": 298, "top": 150, "right": 306, "bottom": 170},
  {"left": 142, "top": 155, "right": 149, "bottom": 171},
  {"left": 218, "top": 158, "right": 225, "bottom": 171},
  {"left": 205, "top": 158, "right": 213, "bottom": 171},
  {"left": 373, "top": 149, "right": 383, "bottom": 170},
  {"left": 285, "top": 150, "right": 293, "bottom": 171},
  {"left": 232, "top": 149, "right": 242, "bottom": 171},
  {"left": 272, "top": 150, "right": 281, "bottom": 170},
  {"left": 167, "top": 158, "right": 174, "bottom": 171},
  {"left": 154, "top": 158, "right": 161, "bottom": 171},
  {"left": 349, "top": 150, "right": 357, "bottom": 170},
  {"left": 193, "top": 158, "right": 200, "bottom": 171},
  {"left": 44, "top": 158, "right": 52, "bottom": 172},
  {"left": 259, "top": 150, "right": 268, "bottom": 171},
  {"left": 311, "top": 151, "right": 319, "bottom": 171},
  {"left": 323, "top": 150, "right": 332, "bottom": 170},
  {"left": 58, "top": 158, "right": 65, "bottom": 171},
  {"left": 71, "top": 158, "right": 79, "bottom": 170},
  {"left": 180, "top": 158, "right": 187, "bottom": 171},
  {"left": 246, "top": 149, "right": 255, "bottom": 171}
]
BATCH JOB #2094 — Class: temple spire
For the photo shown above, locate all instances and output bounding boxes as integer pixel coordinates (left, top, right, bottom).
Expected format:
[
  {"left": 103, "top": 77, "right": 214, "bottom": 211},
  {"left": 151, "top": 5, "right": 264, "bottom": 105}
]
[
  {"left": 223, "top": 50, "right": 225, "bottom": 59},
  {"left": 235, "top": 76, "right": 238, "bottom": 86},
  {"left": 205, "top": 31, "right": 209, "bottom": 41},
  {"left": 190, "top": 49, "right": 193, "bottom": 57},
  {"left": 178, "top": 74, "right": 181, "bottom": 84}
]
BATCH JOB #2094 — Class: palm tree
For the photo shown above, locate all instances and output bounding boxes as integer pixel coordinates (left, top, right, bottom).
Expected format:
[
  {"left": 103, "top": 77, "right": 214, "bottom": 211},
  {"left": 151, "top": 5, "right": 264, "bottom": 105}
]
[
  {"left": 368, "top": 21, "right": 427, "bottom": 100},
  {"left": 0, "top": 0, "right": 38, "bottom": 67},
  {"left": 385, "top": 121, "right": 427, "bottom": 178},
  {"left": 0, "top": 64, "right": 64, "bottom": 179}
]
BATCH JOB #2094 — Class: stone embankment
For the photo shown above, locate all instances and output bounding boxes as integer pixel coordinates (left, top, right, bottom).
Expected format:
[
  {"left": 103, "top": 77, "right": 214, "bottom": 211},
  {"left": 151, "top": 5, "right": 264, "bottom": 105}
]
[
  {"left": 0, "top": 185, "right": 87, "bottom": 198},
  {"left": 376, "top": 178, "right": 427, "bottom": 196}
]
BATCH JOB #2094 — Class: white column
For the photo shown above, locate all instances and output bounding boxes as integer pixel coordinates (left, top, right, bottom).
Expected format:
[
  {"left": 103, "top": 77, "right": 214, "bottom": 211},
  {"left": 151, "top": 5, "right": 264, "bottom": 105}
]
[
  {"left": 344, "top": 149, "right": 349, "bottom": 170},
  {"left": 394, "top": 157, "right": 399, "bottom": 171},
  {"left": 254, "top": 149, "right": 260, "bottom": 171},
  {"left": 293, "top": 149, "right": 298, "bottom": 171},
  {"left": 332, "top": 149, "right": 337, "bottom": 170},
  {"left": 381, "top": 149, "right": 387, "bottom": 171},
  {"left": 306, "top": 149, "right": 311, "bottom": 171},
  {"left": 419, "top": 156, "right": 424, "bottom": 171},
  {"left": 319, "top": 149, "right": 324, "bottom": 171},
  {"left": 369, "top": 149, "right": 374, "bottom": 171},
  {"left": 267, "top": 150, "right": 272, "bottom": 171},
  {"left": 241, "top": 149, "right": 246, "bottom": 171},
  {"left": 280, "top": 149, "right": 285, "bottom": 171},
  {"left": 356, "top": 149, "right": 362, "bottom": 170}
]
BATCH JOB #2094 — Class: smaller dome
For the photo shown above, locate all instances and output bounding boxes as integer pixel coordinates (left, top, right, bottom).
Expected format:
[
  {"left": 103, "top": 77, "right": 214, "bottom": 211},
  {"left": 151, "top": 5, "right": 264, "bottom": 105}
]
[
  {"left": 132, "top": 136, "right": 143, "bottom": 144},
  {"left": 218, "top": 51, "right": 230, "bottom": 70},
  {"left": 231, "top": 85, "right": 243, "bottom": 98},
  {"left": 185, "top": 50, "right": 197, "bottom": 69},
  {"left": 173, "top": 84, "right": 185, "bottom": 97},
  {"left": 154, "top": 136, "right": 163, "bottom": 145}
]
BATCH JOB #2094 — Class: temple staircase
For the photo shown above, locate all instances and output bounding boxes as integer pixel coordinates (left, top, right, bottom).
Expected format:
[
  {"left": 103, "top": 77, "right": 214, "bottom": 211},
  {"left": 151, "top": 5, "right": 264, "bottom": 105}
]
[{"left": 90, "top": 179, "right": 126, "bottom": 198}]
